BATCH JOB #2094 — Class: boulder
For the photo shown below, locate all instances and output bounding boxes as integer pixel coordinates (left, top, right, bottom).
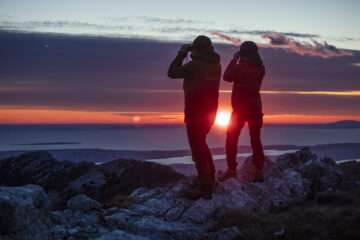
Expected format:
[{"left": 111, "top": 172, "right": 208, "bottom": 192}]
[
  {"left": 0, "top": 185, "right": 51, "bottom": 240},
  {"left": 67, "top": 194, "right": 101, "bottom": 212}
]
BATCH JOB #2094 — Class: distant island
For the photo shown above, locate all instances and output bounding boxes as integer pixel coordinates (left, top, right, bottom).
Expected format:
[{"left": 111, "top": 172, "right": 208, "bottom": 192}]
[{"left": 265, "top": 120, "right": 360, "bottom": 129}]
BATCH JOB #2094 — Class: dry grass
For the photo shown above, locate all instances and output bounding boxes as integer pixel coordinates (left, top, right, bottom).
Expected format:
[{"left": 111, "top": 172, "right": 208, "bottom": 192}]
[{"left": 210, "top": 189, "right": 360, "bottom": 240}]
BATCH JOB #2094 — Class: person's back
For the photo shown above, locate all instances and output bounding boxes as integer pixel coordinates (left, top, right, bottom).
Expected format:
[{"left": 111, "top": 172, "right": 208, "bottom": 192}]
[
  {"left": 223, "top": 44, "right": 265, "bottom": 115},
  {"left": 181, "top": 51, "right": 221, "bottom": 125},
  {"left": 218, "top": 41, "right": 266, "bottom": 182},
  {"left": 168, "top": 35, "right": 221, "bottom": 200}
]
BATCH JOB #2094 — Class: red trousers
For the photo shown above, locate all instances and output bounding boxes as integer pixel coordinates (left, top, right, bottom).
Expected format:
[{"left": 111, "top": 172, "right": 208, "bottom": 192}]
[{"left": 226, "top": 110, "right": 264, "bottom": 170}]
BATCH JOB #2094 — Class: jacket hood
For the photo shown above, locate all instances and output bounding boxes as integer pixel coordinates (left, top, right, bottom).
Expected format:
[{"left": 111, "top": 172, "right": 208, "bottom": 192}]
[
  {"left": 242, "top": 52, "right": 264, "bottom": 69},
  {"left": 191, "top": 50, "right": 221, "bottom": 64}
]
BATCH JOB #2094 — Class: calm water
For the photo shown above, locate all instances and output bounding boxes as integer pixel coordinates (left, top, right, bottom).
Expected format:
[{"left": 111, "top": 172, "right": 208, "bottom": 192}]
[{"left": 1, "top": 124, "right": 360, "bottom": 152}]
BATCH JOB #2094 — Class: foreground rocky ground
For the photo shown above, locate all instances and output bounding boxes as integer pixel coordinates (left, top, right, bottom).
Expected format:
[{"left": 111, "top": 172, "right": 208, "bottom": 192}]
[{"left": 0, "top": 148, "right": 359, "bottom": 240}]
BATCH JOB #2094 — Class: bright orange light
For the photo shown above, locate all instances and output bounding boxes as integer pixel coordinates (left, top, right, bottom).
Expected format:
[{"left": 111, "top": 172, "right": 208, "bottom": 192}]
[
  {"left": 133, "top": 116, "right": 141, "bottom": 122},
  {"left": 215, "top": 111, "right": 231, "bottom": 127}
]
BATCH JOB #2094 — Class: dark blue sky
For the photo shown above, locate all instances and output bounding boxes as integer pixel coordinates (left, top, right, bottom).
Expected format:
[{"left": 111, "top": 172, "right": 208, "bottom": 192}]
[{"left": 0, "top": 31, "right": 359, "bottom": 123}]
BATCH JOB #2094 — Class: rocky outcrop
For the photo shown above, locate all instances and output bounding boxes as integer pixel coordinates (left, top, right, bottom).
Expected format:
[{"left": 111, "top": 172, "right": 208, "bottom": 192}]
[
  {"left": 0, "top": 148, "right": 346, "bottom": 240},
  {"left": 0, "top": 185, "right": 51, "bottom": 240},
  {"left": 0, "top": 151, "right": 184, "bottom": 209},
  {"left": 67, "top": 194, "right": 102, "bottom": 212}
]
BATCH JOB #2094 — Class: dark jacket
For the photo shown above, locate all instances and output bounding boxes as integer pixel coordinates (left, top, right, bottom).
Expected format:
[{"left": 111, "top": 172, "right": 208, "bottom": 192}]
[
  {"left": 168, "top": 51, "right": 221, "bottom": 124},
  {"left": 223, "top": 59, "right": 265, "bottom": 114}
]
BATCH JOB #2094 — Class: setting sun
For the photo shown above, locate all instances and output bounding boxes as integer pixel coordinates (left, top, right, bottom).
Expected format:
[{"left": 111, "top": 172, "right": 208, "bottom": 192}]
[{"left": 215, "top": 111, "right": 231, "bottom": 127}]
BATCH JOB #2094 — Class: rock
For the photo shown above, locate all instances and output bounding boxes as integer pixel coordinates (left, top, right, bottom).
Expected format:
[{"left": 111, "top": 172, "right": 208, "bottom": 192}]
[
  {"left": 0, "top": 185, "right": 51, "bottom": 240},
  {"left": 273, "top": 227, "right": 285, "bottom": 239},
  {"left": 0, "top": 148, "right": 348, "bottom": 240},
  {"left": 126, "top": 148, "right": 345, "bottom": 225},
  {"left": 67, "top": 194, "right": 101, "bottom": 212},
  {"left": 105, "top": 212, "right": 207, "bottom": 240},
  {"left": 208, "top": 226, "right": 244, "bottom": 240},
  {"left": 50, "top": 208, "right": 106, "bottom": 239},
  {"left": 91, "top": 230, "right": 150, "bottom": 240},
  {"left": 237, "top": 155, "right": 273, "bottom": 182},
  {"left": 0, "top": 151, "right": 183, "bottom": 209}
]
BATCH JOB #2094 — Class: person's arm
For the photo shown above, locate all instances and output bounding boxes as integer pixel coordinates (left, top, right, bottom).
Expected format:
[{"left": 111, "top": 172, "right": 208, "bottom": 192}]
[
  {"left": 223, "top": 51, "right": 240, "bottom": 82},
  {"left": 168, "top": 45, "right": 194, "bottom": 79},
  {"left": 223, "top": 59, "right": 238, "bottom": 82}
]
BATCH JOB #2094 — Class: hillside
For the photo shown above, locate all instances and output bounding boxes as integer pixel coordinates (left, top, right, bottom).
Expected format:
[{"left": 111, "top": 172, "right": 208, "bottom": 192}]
[
  {"left": 0, "top": 151, "right": 183, "bottom": 209},
  {"left": 0, "top": 148, "right": 359, "bottom": 239}
]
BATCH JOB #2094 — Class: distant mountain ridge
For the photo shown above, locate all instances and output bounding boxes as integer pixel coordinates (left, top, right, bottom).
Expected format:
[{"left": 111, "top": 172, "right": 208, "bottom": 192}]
[{"left": 265, "top": 120, "right": 360, "bottom": 129}]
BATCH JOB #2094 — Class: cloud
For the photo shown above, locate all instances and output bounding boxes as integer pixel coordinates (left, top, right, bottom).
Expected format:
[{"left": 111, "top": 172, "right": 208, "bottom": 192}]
[
  {"left": 262, "top": 32, "right": 353, "bottom": 58},
  {"left": 139, "top": 16, "right": 211, "bottom": 25},
  {"left": 212, "top": 32, "right": 242, "bottom": 46},
  {"left": 0, "top": 20, "right": 138, "bottom": 32},
  {"left": 1, "top": 31, "right": 359, "bottom": 119},
  {"left": 220, "top": 30, "right": 319, "bottom": 38},
  {"left": 1, "top": 17, "right": 357, "bottom": 55},
  {"left": 212, "top": 31, "right": 353, "bottom": 58}
]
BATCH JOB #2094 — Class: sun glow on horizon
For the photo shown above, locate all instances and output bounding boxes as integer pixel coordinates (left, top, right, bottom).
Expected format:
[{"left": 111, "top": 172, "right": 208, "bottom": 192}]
[
  {"left": 215, "top": 111, "right": 231, "bottom": 127},
  {"left": 0, "top": 108, "right": 359, "bottom": 124}
]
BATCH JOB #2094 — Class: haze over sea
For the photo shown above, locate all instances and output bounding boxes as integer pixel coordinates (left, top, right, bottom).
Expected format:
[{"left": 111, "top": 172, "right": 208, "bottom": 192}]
[{"left": 1, "top": 124, "right": 360, "bottom": 152}]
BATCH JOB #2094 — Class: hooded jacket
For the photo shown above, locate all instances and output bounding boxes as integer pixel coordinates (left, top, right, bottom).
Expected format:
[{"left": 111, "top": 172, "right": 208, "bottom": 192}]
[
  {"left": 223, "top": 58, "right": 265, "bottom": 114},
  {"left": 168, "top": 50, "right": 221, "bottom": 124}
]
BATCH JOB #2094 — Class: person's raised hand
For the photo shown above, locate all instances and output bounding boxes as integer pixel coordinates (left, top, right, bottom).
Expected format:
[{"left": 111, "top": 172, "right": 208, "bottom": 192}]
[
  {"left": 233, "top": 50, "right": 240, "bottom": 61},
  {"left": 179, "top": 44, "right": 192, "bottom": 54}
]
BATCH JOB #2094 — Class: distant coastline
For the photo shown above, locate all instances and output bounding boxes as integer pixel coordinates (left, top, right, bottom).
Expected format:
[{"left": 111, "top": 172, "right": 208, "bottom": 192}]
[
  {"left": 1, "top": 120, "right": 360, "bottom": 129},
  {"left": 1, "top": 142, "right": 359, "bottom": 164}
]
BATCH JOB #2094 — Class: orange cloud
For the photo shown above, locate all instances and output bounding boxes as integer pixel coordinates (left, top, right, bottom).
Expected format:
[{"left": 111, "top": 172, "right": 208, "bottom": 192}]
[{"left": 0, "top": 108, "right": 359, "bottom": 124}]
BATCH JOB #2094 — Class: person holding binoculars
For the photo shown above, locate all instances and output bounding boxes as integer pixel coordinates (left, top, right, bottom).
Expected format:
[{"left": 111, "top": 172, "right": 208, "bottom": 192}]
[
  {"left": 168, "top": 35, "right": 222, "bottom": 200},
  {"left": 218, "top": 41, "right": 265, "bottom": 182}
]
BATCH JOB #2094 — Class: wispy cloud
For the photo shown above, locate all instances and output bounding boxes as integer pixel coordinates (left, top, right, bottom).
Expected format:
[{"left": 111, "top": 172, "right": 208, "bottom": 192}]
[
  {"left": 1, "top": 16, "right": 357, "bottom": 55},
  {"left": 262, "top": 32, "right": 352, "bottom": 58},
  {"left": 212, "top": 32, "right": 242, "bottom": 46},
  {"left": 218, "top": 29, "right": 319, "bottom": 38},
  {"left": 212, "top": 31, "right": 353, "bottom": 58},
  {"left": 0, "top": 17, "right": 343, "bottom": 48}
]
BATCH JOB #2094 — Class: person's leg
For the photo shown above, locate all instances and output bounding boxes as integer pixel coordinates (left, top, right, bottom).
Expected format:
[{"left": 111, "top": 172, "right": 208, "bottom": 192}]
[
  {"left": 248, "top": 113, "right": 265, "bottom": 170},
  {"left": 186, "top": 122, "right": 212, "bottom": 190},
  {"left": 225, "top": 110, "right": 246, "bottom": 170},
  {"left": 201, "top": 121, "right": 216, "bottom": 183},
  {"left": 204, "top": 144, "right": 215, "bottom": 182}
]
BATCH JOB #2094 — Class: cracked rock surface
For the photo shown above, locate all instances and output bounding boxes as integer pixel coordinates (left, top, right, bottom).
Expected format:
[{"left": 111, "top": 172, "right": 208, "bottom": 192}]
[{"left": 0, "top": 148, "right": 346, "bottom": 240}]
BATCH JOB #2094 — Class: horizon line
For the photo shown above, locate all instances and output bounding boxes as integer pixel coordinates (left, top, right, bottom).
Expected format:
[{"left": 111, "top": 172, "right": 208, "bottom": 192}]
[{"left": 0, "top": 120, "right": 358, "bottom": 125}]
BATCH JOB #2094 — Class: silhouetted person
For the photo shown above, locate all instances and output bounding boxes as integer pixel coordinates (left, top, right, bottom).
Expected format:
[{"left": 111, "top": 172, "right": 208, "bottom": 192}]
[
  {"left": 168, "top": 35, "right": 221, "bottom": 199},
  {"left": 218, "top": 41, "right": 265, "bottom": 181}
]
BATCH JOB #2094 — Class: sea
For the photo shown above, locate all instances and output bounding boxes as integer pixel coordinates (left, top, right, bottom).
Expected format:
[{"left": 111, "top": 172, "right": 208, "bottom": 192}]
[{"left": 1, "top": 124, "right": 360, "bottom": 152}]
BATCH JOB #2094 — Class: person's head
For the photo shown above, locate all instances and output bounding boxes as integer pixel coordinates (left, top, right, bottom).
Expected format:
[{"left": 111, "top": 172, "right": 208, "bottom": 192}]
[
  {"left": 239, "top": 41, "right": 258, "bottom": 57},
  {"left": 238, "top": 41, "right": 264, "bottom": 68},
  {"left": 191, "top": 35, "right": 214, "bottom": 54}
]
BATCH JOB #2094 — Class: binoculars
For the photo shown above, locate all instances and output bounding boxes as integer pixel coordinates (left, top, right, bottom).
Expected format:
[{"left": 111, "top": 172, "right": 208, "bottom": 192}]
[{"left": 183, "top": 44, "right": 192, "bottom": 52}]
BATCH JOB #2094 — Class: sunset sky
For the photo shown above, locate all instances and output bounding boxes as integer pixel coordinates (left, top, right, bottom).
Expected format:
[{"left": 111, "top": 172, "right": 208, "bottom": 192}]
[{"left": 1, "top": 0, "right": 360, "bottom": 124}]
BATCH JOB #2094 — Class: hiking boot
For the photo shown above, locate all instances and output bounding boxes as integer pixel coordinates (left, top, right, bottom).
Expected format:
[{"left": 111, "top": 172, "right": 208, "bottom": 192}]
[
  {"left": 253, "top": 169, "right": 265, "bottom": 182},
  {"left": 183, "top": 185, "right": 212, "bottom": 200},
  {"left": 184, "top": 176, "right": 213, "bottom": 200},
  {"left": 217, "top": 168, "right": 237, "bottom": 182}
]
